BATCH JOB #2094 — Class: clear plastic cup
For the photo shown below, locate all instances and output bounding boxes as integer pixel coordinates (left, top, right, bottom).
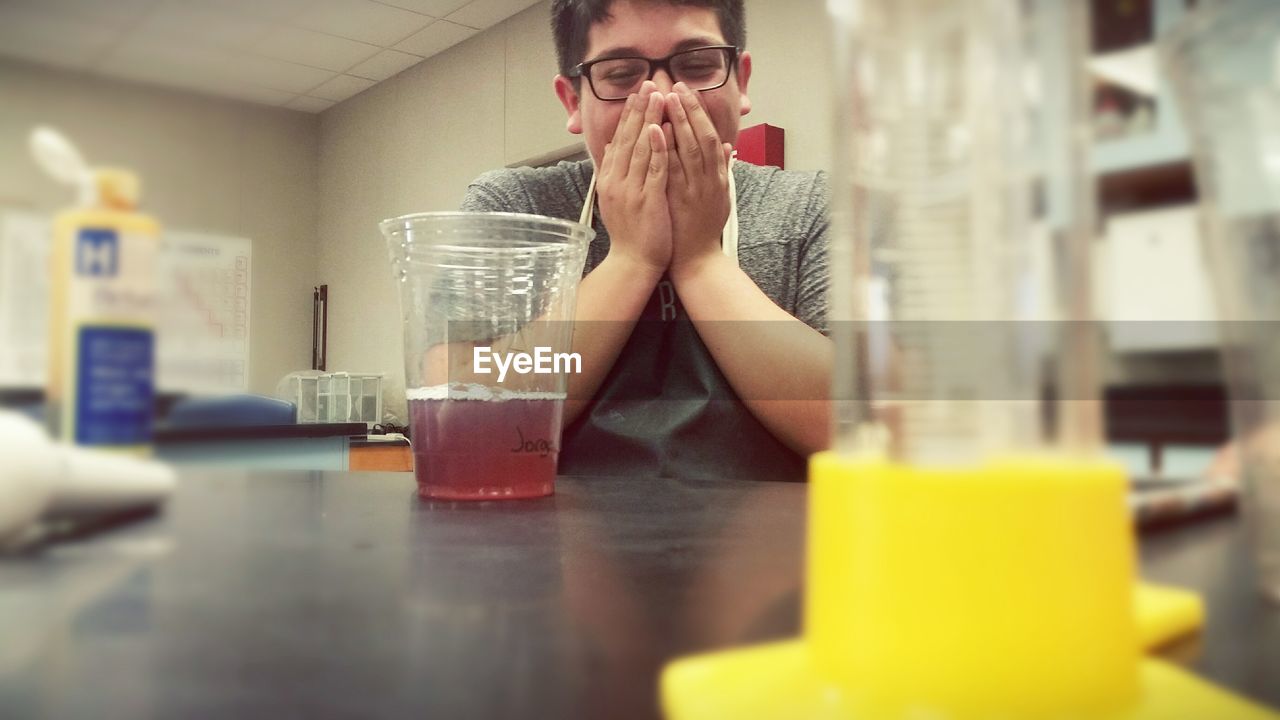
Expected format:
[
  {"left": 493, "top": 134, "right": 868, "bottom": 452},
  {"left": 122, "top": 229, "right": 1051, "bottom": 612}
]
[
  {"left": 380, "top": 212, "right": 592, "bottom": 500},
  {"left": 1163, "top": 0, "right": 1280, "bottom": 602}
]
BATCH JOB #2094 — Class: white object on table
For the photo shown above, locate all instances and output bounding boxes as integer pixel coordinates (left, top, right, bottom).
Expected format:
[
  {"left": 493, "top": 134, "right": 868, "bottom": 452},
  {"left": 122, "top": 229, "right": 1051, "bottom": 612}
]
[{"left": 0, "top": 411, "right": 175, "bottom": 547}]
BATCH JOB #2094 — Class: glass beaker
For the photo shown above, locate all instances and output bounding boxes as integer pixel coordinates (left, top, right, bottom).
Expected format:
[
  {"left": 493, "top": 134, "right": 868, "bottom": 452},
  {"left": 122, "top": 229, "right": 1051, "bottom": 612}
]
[
  {"left": 828, "top": 0, "right": 1101, "bottom": 462},
  {"left": 1163, "top": 0, "right": 1280, "bottom": 602},
  {"left": 381, "top": 212, "right": 592, "bottom": 500}
]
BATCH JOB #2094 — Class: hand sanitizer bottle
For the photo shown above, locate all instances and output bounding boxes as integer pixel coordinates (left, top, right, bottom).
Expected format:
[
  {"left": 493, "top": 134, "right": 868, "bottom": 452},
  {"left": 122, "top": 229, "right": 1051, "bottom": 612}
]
[{"left": 33, "top": 127, "right": 161, "bottom": 453}]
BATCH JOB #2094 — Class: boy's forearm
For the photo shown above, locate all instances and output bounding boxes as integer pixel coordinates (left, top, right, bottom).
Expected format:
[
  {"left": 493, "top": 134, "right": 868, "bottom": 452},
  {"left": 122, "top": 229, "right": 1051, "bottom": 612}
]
[
  {"left": 672, "top": 254, "right": 833, "bottom": 455},
  {"left": 563, "top": 254, "right": 663, "bottom": 427}
]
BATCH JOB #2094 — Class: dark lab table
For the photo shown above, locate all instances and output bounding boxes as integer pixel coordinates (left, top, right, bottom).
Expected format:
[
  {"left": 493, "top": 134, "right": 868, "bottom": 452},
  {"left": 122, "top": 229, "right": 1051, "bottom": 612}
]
[{"left": 0, "top": 471, "right": 1276, "bottom": 719}]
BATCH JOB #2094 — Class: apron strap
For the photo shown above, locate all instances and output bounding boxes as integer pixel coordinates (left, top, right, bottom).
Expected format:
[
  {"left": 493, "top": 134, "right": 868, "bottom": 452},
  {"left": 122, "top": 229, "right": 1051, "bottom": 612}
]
[
  {"left": 722, "top": 155, "right": 739, "bottom": 264},
  {"left": 579, "top": 170, "right": 598, "bottom": 227},
  {"left": 581, "top": 156, "right": 739, "bottom": 264}
]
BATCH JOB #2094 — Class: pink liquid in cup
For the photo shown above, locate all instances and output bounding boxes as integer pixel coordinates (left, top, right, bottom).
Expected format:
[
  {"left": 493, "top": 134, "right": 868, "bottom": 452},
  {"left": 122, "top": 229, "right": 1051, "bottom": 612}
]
[{"left": 408, "top": 385, "right": 564, "bottom": 500}]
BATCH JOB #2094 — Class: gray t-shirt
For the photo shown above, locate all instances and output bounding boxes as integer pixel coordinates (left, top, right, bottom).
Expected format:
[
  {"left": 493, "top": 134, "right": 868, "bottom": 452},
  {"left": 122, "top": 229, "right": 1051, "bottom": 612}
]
[{"left": 460, "top": 158, "right": 829, "bottom": 333}]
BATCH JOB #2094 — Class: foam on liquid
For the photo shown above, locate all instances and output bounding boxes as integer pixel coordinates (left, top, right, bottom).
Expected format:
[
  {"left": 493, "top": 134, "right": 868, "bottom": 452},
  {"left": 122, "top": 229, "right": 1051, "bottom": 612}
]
[{"left": 407, "top": 383, "right": 566, "bottom": 402}]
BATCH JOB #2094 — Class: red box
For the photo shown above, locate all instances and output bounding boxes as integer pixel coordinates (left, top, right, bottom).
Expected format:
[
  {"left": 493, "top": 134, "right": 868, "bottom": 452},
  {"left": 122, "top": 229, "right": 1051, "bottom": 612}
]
[{"left": 736, "top": 123, "right": 785, "bottom": 169}]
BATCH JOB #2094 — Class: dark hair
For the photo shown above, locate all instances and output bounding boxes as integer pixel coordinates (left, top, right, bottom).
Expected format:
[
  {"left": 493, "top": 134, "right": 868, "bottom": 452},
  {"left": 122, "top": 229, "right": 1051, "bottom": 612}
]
[{"left": 551, "top": 0, "right": 746, "bottom": 80}]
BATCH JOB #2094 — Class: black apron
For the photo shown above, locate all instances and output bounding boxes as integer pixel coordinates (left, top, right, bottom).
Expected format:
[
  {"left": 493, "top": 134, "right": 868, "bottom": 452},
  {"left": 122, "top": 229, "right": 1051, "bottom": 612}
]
[{"left": 558, "top": 164, "right": 806, "bottom": 483}]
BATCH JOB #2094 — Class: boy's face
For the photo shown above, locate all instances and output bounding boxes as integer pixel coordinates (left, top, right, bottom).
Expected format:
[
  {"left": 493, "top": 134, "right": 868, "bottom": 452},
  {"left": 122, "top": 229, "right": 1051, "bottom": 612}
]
[{"left": 554, "top": 0, "right": 753, "bottom": 167}]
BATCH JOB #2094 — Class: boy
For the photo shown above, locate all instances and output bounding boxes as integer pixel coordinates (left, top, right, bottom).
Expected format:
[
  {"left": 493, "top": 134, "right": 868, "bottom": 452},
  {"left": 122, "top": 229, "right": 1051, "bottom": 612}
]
[{"left": 461, "top": 0, "right": 831, "bottom": 482}]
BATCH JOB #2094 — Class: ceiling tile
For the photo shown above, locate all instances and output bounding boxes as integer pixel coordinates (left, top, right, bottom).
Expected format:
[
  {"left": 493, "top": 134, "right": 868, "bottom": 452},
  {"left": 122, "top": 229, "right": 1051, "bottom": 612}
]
[
  {"left": 107, "top": 39, "right": 284, "bottom": 94},
  {"left": 393, "top": 20, "right": 476, "bottom": 58},
  {"left": 0, "top": 0, "right": 540, "bottom": 114},
  {"left": 0, "top": 34, "right": 95, "bottom": 72},
  {"left": 179, "top": 0, "right": 318, "bottom": 23},
  {"left": 94, "top": 55, "right": 235, "bottom": 99},
  {"left": 347, "top": 48, "right": 423, "bottom": 81},
  {"left": 131, "top": 0, "right": 272, "bottom": 49},
  {"left": 100, "top": 40, "right": 229, "bottom": 80},
  {"left": 1, "top": 0, "right": 154, "bottom": 33},
  {"left": 232, "top": 56, "right": 338, "bottom": 94},
  {"left": 165, "top": 74, "right": 264, "bottom": 102},
  {"left": 445, "top": 0, "right": 541, "bottom": 30},
  {"left": 96, "top": 41, "right": 300, "bottom": 106},
  {"left": 308, "top": 74, "right": 376, "bottom": 102},
  {"left": 257, "top": 26, "right": 381, "bottom": 72},
  {"left": 0, "top": 4, "right": 120, "bottom": 69},
  {"left": 287, "top": 95, "right": 337, "bottom": 113},
  {"left": 294, "top": 0, "right": 432, "bottom": 47},
  {"left": 218, "top": 85, "right": 297, "bottom": 106},
  {"left": 374, "top": 0, "right": 471, "bottom": 17}
]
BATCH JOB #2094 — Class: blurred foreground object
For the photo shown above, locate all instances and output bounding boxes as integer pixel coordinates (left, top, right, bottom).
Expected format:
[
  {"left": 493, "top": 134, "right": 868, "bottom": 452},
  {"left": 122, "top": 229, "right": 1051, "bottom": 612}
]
[
  {"left": 0, "top": 213, "right": 253, "bottom": 396},
  {"left": 32, "top": 126, "right": 160, "bottom": 452},
  {"left": 0, "top": 410, "right": 174, "bottom": 550},
  {"left": 1162, "top": 0, "right": 1280, "bottom": 605},
  {"left": 163, "top": 394, "right": 296, "bottom": 429},
  {"left": 661, "top": 0, "right": 1277, "bottom": 717}
]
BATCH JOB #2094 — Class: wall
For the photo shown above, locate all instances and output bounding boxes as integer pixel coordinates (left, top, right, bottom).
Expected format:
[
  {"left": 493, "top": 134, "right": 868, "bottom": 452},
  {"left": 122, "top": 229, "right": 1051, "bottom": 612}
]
[
  {"left": 316, "top": 0, "right": 835, "bottom": 420},
  {"left": 739, "top": 0, "right": 834, "bottom": 173},
  {"left": 0, "top": 58, "right": 320, "bottom": 396}
]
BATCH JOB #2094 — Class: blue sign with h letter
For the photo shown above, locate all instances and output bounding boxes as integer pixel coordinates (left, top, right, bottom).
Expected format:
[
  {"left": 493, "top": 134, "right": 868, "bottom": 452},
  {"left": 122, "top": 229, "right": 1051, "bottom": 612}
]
[{"left": 77, "top": 228, "right": 119, "bottom": 277}]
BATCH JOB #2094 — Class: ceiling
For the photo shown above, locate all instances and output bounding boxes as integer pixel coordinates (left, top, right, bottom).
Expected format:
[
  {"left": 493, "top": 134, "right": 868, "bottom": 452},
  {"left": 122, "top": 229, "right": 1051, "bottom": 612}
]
[{"left": 0, "top": 0, "right": 545, "bottom": 113}]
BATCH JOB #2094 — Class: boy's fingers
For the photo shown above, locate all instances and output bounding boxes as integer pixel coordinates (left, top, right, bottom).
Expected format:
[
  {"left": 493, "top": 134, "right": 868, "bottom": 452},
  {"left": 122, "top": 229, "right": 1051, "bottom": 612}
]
[
  {"left": 667, "top": 92, "right": 702, "bottom": 175},
  {"left": 719, "top": 143, "right": 734, "bottom": 186},
  {"left": 644, "top": 85, "right": 664, "bottom": 126},
  {"left": 616, "top": 82, "right": 659, "bottom": 178},
  {"left": 600, "top": 141, "right": 614, "bottom": 179},
  {"left": 620, "top": 90, "right": 662, "bottom": 181},
  {"left": 629, "top": 120, "right": 656, "bottom": 187},
  {"left": 614, "top": 94, "right": 647, "bottom": 179},
  {"left": 610, "top": 92, "right": 634, "bottom": 146},
  {"left": 644, "top": 124, "right": 668, "bottom": 193},
  {"left": 604, "top": 96, "right": 633, "bottom": 176},
  {"left": 662, "top": 121, "right": 683, "bottom": 185},
  {"left": 676, "top": 82, "right": 722, "bottom": 172}
]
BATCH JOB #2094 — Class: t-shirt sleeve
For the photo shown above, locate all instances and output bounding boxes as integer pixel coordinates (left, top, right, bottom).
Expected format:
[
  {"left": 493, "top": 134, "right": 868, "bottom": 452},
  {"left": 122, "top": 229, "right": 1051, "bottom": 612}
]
[
  {"left": 459, "top": 169, "right": 524, "bottom": 213},
  {"left": 794, "top": 171, "right": 831, "bottom": 335}
]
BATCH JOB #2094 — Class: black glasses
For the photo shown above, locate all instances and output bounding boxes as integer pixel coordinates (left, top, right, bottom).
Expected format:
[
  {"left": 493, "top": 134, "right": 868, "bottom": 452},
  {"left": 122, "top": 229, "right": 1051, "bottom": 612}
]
[{"left": 570, "top": 45, "right": 739, "bottom": 102}]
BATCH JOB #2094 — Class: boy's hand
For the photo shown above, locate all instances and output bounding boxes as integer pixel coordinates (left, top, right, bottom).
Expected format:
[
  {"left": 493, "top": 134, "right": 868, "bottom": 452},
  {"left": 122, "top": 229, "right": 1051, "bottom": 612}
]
[
  {"left": 664, "top": 82, "right": 734, "bottom": 283},
  {"left": 596, "top": 82, "right": 671, "bottom": 278}
]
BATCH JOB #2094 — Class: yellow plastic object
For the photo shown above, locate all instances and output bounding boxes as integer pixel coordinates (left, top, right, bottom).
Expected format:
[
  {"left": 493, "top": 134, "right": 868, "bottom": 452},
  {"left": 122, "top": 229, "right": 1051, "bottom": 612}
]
[
  {"left": 661, "top": 452, "right": 1277, "bottom": 720},
  {"left": 1135, "top": 582, "right": 1206, "bottom": 651}
]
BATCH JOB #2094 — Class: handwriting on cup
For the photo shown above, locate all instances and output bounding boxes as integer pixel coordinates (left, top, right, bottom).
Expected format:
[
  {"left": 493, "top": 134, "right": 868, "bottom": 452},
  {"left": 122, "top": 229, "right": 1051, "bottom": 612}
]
[{"left": 511, "top": 425, "right": 557, "bottom": 457}]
